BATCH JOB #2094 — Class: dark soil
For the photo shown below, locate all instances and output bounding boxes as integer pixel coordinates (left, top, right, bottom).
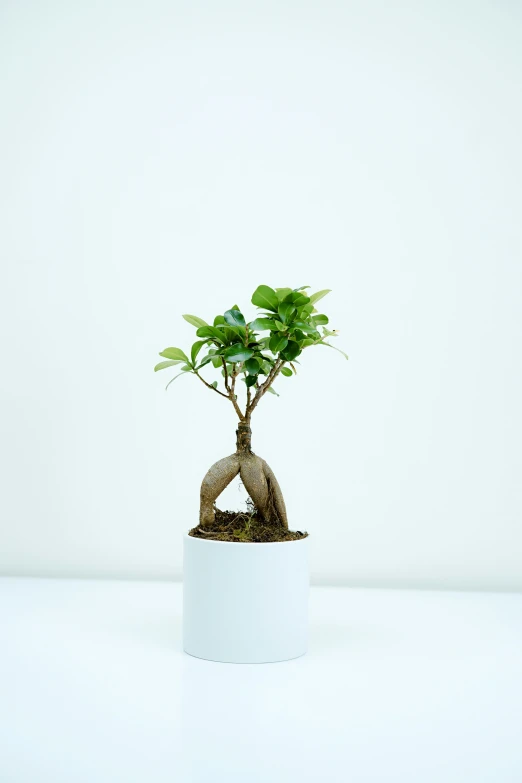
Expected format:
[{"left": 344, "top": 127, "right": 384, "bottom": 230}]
[{"left": 189, "top": 500, "right": 308, "bottom": 543}]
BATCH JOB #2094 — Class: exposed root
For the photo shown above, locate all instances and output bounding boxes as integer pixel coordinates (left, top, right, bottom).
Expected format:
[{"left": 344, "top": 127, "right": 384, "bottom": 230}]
[
  {"left": 199, "top": 453, "right": 240, "bottom": 526},
  {"left": 198, "top": 428, "right": 291, "bottom": 537},
  {"left": 261, "top": 458, "right": 288, "bottom": 529},
  {"left": 239, "top": 453, "right": 269, "bottom": 519}
]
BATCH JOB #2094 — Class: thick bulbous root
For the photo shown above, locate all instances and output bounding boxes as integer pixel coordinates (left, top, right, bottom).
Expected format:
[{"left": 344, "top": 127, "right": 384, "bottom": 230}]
[
  {"left": 260, "top": 458, "right": 288, "bottom": 528},
  {"left": 199, "top": 451, "right": 288, "bottom": 529},
  {"left": 199, "top": 454, "right": 240, "bottom": 526},
  {"left": 239, "top": 453, "right": 269, "bottom": 517}
]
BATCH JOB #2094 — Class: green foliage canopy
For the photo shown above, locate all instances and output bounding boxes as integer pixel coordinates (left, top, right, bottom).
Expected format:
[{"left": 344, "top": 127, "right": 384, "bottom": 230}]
[{"left": 154, "top": 285, "right": 348, "bottom": 417}]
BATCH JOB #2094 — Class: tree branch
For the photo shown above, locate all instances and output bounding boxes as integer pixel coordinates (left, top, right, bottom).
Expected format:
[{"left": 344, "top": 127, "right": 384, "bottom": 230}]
[
  {"left": 221, "top": 357, "right": 230, "bottom": 392},
  {"left": 195, "top": 371, "right": 230, "bottom": 399},
  {"left": 247, "top": 358, "right": 284, "bottom": 416},
  {"left": 222, "top": 359, "right": 245, "bottom": 421}
]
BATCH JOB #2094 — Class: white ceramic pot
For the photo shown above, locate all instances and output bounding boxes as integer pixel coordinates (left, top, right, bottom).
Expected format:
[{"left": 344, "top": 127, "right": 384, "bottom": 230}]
[{"left": 183, "top": 534, "right": 309, "bottom": 663}]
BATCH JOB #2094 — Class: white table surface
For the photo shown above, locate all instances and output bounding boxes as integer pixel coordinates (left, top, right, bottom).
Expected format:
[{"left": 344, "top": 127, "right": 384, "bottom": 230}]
[{"left": 1, "top": 577, "right": 521, "bottom": 783}]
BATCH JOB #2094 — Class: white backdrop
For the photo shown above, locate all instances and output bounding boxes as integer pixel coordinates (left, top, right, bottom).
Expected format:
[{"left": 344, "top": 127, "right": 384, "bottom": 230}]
[{"left": 1, "top": 1, "right": 521, "bottom": 590}]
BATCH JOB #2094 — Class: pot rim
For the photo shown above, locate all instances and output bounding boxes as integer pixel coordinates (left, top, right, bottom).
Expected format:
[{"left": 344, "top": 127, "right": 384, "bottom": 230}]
[{"left": 184, "top": 532, "right": 309, "bottom": 547}]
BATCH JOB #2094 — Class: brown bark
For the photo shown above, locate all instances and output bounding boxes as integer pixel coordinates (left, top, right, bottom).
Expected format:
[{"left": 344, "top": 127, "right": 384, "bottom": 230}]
[
  {"left": 239, "top": 453, "right": 269, "bottom": 515},
  {"left": 198, "top": 425, "right": 288, "bottom": 529},
  {"left": 199, "top": 454, "right": 240, "bottom": 526},
  {"left": 235, "top": 422, "right": 252, "bottom": 453},
  {"left": 261, "top": 458, "right": 288, "bottom": 528}
]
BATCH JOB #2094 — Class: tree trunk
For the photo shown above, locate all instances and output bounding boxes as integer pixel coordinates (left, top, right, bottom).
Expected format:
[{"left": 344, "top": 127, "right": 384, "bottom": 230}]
[{"left": 236, "top": 421, "right": 252, "bottom": 453}]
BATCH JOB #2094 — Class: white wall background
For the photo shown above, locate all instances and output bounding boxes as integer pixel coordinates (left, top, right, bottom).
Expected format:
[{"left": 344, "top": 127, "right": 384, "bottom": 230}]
[{"left": 1, "top": 0, "right": 521, "bottom": 590}]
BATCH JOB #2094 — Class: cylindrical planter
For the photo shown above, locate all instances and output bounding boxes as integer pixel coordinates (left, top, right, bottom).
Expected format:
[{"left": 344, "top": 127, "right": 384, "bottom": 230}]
[{"left": 183, "top": 534, "right": 309, "bottom": 663}]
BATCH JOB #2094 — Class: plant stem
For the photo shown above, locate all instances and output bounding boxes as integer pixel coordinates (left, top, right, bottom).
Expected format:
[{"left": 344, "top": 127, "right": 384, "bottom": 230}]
[
  {"left": 222, "top": 357, "right": 229, "bottom": 390},
  {"left": 217, "top": 357, "right": 245, "bottom": 420},
  {"left": 194, "top": 371, "right": 230, "bottom": 399},
  {"left": 246, "top": 358, "right": 284, "bottom": 417},
  {"left": 236, "top": 420, "right": 252, "bottom": 452},
  {"left": 229, "top": 363, "right": 245, "bottom": 421}
]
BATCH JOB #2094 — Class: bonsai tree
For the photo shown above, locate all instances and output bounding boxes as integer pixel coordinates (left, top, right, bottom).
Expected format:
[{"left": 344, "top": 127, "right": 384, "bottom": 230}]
[{"left": 155, "top": 285, "right": 347, "bottom": 537}]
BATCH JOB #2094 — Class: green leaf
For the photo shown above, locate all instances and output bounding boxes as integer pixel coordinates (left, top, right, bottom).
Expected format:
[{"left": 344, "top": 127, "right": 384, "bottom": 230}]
[
  {"left": 267, "top": 386, "right": 279, "bottom": 396},
  {"left": 218, "top": 324, "right": 243, "bottom": 344},
  {"left": 224, "top": 344, "right": 254, "bottom": 363},
  {"left": 159, "top": 347, "right": 189, "bottom": 362},
  {"left": 183, "top": 314, "right": 208, "bottom": 329},
  {"left": 309, "top": 289, "right": 331, "bottom": 305},
  {"left": 280, "top": 366, "right": 293, "bottom": 377},
  {"left": 244, "top": 357, "right": 260, "bottom": 374},
  {"left": 299, "top": 303, "right": 314, "bottom": 316},
  {"left": 196, "top": 354, "right": 215, "bottom": 369},
  {"left": 249, "top": 317, "right": 278, "bottom": 332},
  {"left": 196, "top": 326, "right": 226, "bottom": 345},
  {"left": 278, "top": 302, "right": 296, "bottom": 324},
  {"left": 274, "top": 320, "right": 285, "bottom": 331},
  {"left": 191, "top": 340, "right": 208, "bottom": 365},
  {"left": 281, "top": 340, "right": 301, "bottom": 361},
  {"left": 291, "top": 321, "right": 317, "bottom": 335},
  {"left": 154, "top": 360, "right": 184, "bottom": 372},
  {"left": 244, "top": 373, "right": 257, "bottom": 387},
  {"left": 294, "top": 285, "right": 310, "bottom": 291},
  {"left": 224, "top": 309, "right": 246, "bottom": 328},
  {"left": 275, "top": 287, "right": 293, "bottom": 302},
  {"left": 313, "top": 314, "right": 329, "bottom": 326},
  {"left": 319, "top": 341, "right": 349, "bottom": 360},
  {"left": 269, "top": 334, "right": 288, "bottom": 354},
  {"left": 165, "top": 371, "right": 190, "bottom": 391},
  {"left": 214, "top": 315, "right": 226, "bottom": 326},
  {"left": 283, "top": 292, "right": 310, "bottom": 307},
  {"left": 301, "top": 338, "right": 315, "bottom": 347},
  {"left": 212, "top": 356, "right": 223, "bottom": 368},
  {"left": 211, "top": 380, "right": 218, "bottom": 389},
  {"left": 251, "top": 285, "right": 279, "bottom": 312}
]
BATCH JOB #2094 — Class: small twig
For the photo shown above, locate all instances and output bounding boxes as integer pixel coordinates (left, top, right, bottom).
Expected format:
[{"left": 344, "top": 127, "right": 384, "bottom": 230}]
[
  {"left": 195, "top": 357, "right": 244, "bottom": 419},
  {"left": 221, "top": 356, "right": 230, "bottom": 392},
  {"left": 194, "top": 371, "right": 229, "bottom": 398},
  {"left": 229, "top": 364, "right": 245, "bottom": 421},
  {"left": 247, "top": 358, "right": 284, "bottom": 416}
]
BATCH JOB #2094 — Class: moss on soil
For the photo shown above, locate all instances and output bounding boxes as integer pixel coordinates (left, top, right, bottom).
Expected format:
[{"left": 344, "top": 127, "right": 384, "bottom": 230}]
[{"left": 189, "top": 500, "right": 307, "bottom": 543}]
